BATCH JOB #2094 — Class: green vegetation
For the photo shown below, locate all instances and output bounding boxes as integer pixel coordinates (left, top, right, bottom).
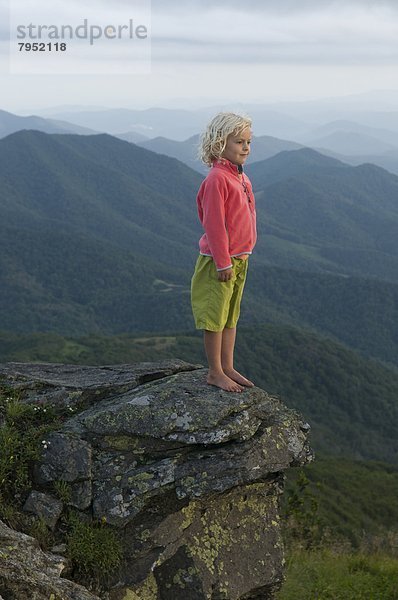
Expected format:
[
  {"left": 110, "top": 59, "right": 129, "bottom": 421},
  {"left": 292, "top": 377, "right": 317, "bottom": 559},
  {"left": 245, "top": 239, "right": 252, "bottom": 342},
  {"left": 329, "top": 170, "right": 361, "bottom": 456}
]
[
  {"left": 277, "top": 550, "right": 398, "bottom": 600},
  {"left": 247, "top": 148, "right": 398, "bottom": 283},
  {"left": 284, "top": 456, "right": 398, "bottom": 549},
  {"left": 0, "top": 383, "right": 59, "bottom": 511},
  {"left": 29, "top": 515, "right": 54, "bottom": 549},
  {"left": 0, "top": 382, "right": 122, "bottom": 591},
  {"left": 66, "top": 511, "right": 122, "bottom": 585},
  {"left": 1, "top": 246, "right": 397, "bottom": 366},
  {"left": 1, "top": 132, "right": 398, "bottom": 366},
  {"left": 236, "top": 325, "right": 398, "bottom": 463},
  {"left": 53, "top": 479, "right": 72, "bottom": 504},
  {"left": 278, "top": 457, "right": 398, "bottom": 599},
  {"left": 283, "top": 470, "right": 322, "bottom": 550},
  {"left": 247, "top": 265, "right": 398, "bottom": 368}
]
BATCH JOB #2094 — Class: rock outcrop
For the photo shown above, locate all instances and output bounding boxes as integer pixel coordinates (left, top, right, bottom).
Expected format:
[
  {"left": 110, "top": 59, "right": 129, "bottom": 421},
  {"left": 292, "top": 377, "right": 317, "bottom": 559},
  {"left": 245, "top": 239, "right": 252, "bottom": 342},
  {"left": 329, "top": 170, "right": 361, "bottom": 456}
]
[{"left": 0, "top": 360, "right": 313, "bottom": 599}]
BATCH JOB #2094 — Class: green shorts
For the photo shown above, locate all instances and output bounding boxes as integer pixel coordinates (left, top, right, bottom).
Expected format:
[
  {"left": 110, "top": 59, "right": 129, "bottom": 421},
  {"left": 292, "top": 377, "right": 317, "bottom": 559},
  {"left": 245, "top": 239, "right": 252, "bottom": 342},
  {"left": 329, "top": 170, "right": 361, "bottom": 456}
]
[{"left": 190, "top": 255, "right": 249, "bottom": 332}]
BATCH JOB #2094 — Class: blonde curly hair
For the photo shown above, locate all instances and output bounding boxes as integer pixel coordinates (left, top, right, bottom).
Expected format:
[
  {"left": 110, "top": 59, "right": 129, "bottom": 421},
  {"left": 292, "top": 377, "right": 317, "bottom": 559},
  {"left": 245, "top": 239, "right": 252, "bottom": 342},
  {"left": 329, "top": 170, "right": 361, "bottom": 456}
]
[{"left": 198, "top": 112, "right": 252, "bottom": 167}]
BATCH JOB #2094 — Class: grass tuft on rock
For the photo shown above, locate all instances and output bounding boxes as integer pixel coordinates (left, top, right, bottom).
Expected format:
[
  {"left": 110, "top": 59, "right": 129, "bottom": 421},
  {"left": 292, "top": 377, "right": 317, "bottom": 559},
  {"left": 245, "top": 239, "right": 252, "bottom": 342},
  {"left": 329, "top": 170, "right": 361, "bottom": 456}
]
[{"left": 66, "top": 511, "right": 122, "bottom": 584}]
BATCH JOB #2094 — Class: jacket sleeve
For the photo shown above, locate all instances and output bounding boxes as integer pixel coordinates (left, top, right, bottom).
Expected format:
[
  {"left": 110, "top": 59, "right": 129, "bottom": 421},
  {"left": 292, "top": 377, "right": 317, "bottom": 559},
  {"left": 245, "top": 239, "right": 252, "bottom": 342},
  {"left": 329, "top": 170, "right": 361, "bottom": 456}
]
[{"left": 198, "top": 174, "right": 232, "bottom": 271}]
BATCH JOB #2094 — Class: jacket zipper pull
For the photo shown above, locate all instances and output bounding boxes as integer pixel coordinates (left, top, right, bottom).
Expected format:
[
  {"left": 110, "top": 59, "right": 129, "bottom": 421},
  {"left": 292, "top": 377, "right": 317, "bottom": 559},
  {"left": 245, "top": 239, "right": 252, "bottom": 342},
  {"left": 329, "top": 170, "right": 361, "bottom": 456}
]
[{"left": 242, "top": 178, "right": 251, "bottom": 204}]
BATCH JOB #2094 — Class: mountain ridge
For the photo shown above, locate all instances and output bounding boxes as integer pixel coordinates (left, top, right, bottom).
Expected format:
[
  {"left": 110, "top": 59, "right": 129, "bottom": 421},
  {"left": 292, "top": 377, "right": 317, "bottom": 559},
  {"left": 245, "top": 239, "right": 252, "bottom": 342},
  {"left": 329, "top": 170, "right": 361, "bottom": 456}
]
[
  {"left": 0, "top": 108, "right": 98, "bottom": 138},
  {"left": 1, "top": 130, "right": 397, "bottom": 365}
]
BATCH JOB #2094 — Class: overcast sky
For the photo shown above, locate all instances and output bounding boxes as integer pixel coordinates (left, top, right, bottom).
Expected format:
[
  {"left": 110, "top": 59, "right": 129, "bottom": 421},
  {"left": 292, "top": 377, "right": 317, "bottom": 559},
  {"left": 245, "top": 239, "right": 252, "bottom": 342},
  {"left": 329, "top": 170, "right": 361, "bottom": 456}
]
[{"left": 1, "top": 0, "right": 398, "bottom": 112}]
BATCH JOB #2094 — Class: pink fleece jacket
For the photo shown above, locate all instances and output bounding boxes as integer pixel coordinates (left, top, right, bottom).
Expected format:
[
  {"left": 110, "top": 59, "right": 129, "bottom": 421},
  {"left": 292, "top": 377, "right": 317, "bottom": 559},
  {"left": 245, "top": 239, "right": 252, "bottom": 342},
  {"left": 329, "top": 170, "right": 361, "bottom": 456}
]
[{"left": 196, "top": 157, "right": 257, "bottom": 270}]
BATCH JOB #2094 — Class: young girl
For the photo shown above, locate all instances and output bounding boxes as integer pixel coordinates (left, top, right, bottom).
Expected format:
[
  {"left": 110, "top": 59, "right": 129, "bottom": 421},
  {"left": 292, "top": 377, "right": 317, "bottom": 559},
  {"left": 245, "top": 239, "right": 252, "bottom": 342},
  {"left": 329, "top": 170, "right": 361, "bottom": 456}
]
[{"left": 191, "top": 112, "right": 257, "bottom": 393}]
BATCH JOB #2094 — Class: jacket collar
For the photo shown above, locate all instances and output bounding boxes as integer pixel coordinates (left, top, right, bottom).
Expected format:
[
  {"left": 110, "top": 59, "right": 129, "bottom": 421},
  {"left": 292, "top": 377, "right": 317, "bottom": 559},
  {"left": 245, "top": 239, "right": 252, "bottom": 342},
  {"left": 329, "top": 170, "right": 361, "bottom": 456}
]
[{"left": 212, "top": 157, "right": 243, "bottom": 176}]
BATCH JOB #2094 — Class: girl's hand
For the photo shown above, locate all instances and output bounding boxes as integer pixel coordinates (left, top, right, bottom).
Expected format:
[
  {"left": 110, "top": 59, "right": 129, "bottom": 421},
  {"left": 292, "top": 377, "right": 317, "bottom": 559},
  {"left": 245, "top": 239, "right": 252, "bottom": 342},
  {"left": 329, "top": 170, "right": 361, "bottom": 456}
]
[{"left": 217, "top": 268, "right": 233, "bottom": 282}]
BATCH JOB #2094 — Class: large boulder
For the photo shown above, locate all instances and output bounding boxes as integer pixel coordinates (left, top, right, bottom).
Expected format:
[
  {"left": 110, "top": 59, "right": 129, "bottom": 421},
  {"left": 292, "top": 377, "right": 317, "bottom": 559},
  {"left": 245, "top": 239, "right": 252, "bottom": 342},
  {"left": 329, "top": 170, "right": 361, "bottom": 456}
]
[{"left": 0, "top": 360, "right": 313, "bottom": 599}]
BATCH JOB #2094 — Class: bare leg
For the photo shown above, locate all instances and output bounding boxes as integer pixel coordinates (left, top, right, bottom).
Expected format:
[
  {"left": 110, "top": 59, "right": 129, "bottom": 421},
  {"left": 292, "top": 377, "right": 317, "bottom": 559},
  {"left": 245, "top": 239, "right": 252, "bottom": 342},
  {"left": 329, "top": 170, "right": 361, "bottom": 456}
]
[
  {"left": 221, "top": 327, "right": 254, "bottom": 387},
  {"left": 204, "top": 330, "right": 244, "bottom": 392}
]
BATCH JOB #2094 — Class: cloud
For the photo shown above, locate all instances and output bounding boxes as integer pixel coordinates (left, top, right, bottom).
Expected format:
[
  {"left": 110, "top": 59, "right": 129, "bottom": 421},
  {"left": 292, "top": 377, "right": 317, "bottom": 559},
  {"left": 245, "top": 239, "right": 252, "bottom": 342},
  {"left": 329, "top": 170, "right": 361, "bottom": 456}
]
[
  {"left": 3, "top": 0, "right": 398, "bottom": 67},
  {"left": 2, "top": 0, "right": 398, "bottom": 83},
  {"left": 151, "top": 0, "right": 398, "bottom": 14},
  {"left": 150, "top": 2, "right": 398, "bottom": 64}
]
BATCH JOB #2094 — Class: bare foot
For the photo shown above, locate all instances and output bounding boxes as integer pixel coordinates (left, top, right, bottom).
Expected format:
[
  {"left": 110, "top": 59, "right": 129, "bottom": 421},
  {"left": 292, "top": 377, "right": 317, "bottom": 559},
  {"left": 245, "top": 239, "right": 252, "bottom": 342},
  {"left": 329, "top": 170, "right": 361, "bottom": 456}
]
[
  {"left": 223, "top": 368, "right": 254, "bottom": 387},
  {"left": 207, "top": 372, "right": 244, "bottom": 392}
]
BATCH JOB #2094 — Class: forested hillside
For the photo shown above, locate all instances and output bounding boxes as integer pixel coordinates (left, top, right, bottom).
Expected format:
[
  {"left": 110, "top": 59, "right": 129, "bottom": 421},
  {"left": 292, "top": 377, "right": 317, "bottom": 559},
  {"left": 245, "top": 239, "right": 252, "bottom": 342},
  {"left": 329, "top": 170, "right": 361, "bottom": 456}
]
[
  {"left": 247, "top": 148, "right": 398, "bottom": 282},
  {"left": 1, "top": 131, "right": 397, "bottom": 367}
]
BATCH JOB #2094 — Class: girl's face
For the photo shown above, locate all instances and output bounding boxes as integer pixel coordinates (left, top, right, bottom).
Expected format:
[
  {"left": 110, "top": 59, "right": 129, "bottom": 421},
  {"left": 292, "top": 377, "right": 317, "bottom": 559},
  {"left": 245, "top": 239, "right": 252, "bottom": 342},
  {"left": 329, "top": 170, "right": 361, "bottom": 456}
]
[{"left": 221, "top": 127, "right": 252, "bottom": 166}]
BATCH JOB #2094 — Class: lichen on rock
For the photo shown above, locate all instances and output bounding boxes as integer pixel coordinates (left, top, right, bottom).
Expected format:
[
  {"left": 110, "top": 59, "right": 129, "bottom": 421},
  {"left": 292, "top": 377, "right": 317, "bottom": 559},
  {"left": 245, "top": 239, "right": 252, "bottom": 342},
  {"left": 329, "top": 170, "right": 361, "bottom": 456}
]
[
  {"left": 0, "top": 519, "right": 100, "bottom": 599},
  {"left": 0, "top": 359, "right": 313, "bottom": 599}
]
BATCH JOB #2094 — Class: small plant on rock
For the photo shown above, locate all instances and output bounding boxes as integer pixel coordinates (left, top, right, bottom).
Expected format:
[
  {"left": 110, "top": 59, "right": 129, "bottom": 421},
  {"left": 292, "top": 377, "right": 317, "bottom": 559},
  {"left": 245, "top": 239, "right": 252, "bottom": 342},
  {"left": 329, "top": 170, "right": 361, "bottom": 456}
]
[
  {"left": 65, "top": 511, "right": 122, "bottom": 588},
  {"left": 53, "top": 479, "right": 72, "bottom": 504}
]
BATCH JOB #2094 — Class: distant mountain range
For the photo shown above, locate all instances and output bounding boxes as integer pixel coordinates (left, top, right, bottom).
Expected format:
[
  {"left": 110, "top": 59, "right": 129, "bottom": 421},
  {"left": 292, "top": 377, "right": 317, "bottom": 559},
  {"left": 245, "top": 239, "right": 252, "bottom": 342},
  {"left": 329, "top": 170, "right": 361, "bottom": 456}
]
[
  {"left": 0, "top": 129, "right": 203, "bottom": 265},
  {"left": 136, "top": 134, "right": 204, "bottom": 173},
  {"left": 31, "top": 106, "right": 311, "bottom": 140},
  {"left": 134, "top": 134, "right": 304, "bottom": 174},
  {"left": 246, "top": 148, "right": 398, "bottom": 282},
  {"left": 298, "top": 119, "right": 398, "bottom": 150},
  {"left": 0, "top": 109, "right": 98, "bottom": 138},
  {"left": 38, "top": 104, "right": 398, "bottom": 145},
  {"left": 124, "top": 119, "right": 398, "bottom": 178},
  {"left": 330, "top": 149, "right": 398, "bottom": 177},
  {"left": 313, "top": 131, "right": 396, "bottom": 156},
  {"left": 116, "top": 131, "right": 150, "bottom": 144},
  {"left": 3, "top": 107, "right": 398, "bottom": 176},
  {"left": 1, "top": 130, "right": 398, "bottom": 367},
  {"left": 0, "top": 130, "right": 203, "bottom": 331},
  {"left": 292, "top": 118, "right": 398, "bottom": 174},
  {"left": 3, "top": 128, "right": 398, "bottom": 277},
  {"left": 38, "top": 107, "right": 210, "bottom": 139}
]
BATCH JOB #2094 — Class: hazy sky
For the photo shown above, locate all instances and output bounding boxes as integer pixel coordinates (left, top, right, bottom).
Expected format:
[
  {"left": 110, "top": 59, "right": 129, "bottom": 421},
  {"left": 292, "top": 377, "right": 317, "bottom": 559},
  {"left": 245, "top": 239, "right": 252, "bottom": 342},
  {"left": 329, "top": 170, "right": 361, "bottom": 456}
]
[{"left": 1, "top": 0, "right": 398, "bottom": 112}]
